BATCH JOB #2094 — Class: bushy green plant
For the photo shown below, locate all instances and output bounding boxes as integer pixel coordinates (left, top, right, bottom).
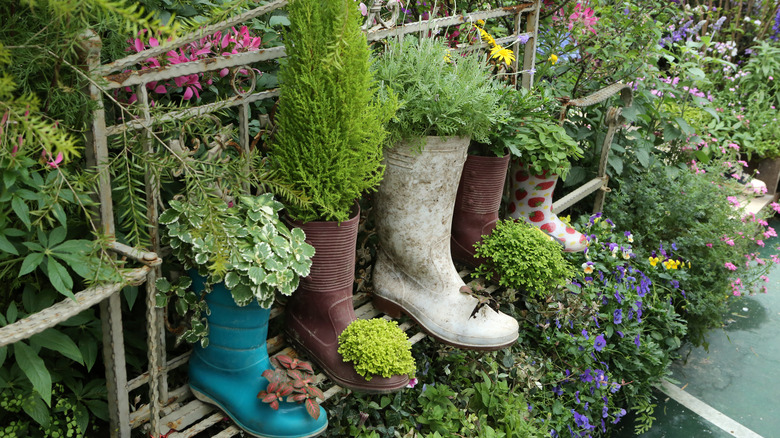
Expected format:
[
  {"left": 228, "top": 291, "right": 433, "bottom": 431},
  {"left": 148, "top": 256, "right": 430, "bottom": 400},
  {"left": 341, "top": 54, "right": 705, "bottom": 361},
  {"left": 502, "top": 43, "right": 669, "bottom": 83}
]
[
  {"left": 337, "top": 318, "right": 415, "bottom": 380},
  {"left": 604, "top": 163, "right": 775, "bottom": 345},
  {"left": 160, "top": 193, "right": 313, "bottom": 306},
  {"left": 270, "top": 0, "right": 394, "bottom": 223},
  {"left": 372, "top": 36, "right": 504, "bottom": 146},
  {"left": 473, "top": 219, "right": 575, "bottom": 296}
]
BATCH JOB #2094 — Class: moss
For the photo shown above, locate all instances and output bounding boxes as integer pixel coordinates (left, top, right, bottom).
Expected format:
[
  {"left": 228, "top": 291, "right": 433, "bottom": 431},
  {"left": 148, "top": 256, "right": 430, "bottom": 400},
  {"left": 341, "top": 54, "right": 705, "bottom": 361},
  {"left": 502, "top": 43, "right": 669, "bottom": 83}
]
[{"left": 337, "top": 319, "right": 416, "bottom": 380}]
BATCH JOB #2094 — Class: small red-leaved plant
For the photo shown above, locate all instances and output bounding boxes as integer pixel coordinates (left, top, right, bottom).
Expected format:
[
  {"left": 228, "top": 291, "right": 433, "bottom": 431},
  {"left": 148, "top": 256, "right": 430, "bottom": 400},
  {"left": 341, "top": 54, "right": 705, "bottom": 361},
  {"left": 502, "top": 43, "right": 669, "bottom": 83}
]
[{"left": 257, "top": 355, "right": 323, "bottom": 419}]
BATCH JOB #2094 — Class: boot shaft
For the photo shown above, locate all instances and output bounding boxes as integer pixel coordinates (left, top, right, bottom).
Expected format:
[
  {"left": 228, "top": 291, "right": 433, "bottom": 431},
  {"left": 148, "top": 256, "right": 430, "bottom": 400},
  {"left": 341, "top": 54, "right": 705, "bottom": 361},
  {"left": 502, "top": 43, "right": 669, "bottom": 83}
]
[
  {"left": 377, "top": 136, "right": 470, "bottom": 258},
  {"left": 190, "top": 274, "right": 271, "bottom": 371}
]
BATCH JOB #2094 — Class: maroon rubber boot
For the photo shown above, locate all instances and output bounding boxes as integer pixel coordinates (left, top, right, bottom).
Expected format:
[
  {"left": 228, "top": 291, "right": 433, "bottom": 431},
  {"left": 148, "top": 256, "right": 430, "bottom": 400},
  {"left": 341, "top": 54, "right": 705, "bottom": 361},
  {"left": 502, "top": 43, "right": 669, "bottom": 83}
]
[
  {"left": 451, "top": 154, "right": 510, "bottom": 268},
  {"left": 285, "top": 205, "right": 409, "bottom": 393}
]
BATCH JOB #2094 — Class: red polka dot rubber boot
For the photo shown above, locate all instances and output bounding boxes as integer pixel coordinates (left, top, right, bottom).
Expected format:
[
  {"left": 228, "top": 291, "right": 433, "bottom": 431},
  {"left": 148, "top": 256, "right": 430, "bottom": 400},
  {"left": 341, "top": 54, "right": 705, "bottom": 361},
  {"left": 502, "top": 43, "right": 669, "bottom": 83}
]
[{"left": 507, "top": 161, "right": 588, "bottom": 252}]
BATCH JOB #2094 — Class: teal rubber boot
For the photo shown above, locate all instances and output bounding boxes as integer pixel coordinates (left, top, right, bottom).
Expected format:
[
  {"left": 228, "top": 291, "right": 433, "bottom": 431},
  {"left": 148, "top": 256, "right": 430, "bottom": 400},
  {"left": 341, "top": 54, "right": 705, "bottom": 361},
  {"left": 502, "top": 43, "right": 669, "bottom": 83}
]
[{"left": 188, "top": 276, "right": 328, "bottom": 438}]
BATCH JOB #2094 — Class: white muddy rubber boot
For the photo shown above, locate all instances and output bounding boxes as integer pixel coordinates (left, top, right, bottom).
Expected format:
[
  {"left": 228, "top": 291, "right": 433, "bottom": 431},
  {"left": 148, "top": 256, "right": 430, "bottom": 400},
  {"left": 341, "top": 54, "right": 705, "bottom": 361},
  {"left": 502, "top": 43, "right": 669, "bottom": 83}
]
[
  {"left": 507, "top": 161, "right": 588, "bottom": 253},
  {"left": 372, "top": 136, "right": 519, "bottom": 350}
]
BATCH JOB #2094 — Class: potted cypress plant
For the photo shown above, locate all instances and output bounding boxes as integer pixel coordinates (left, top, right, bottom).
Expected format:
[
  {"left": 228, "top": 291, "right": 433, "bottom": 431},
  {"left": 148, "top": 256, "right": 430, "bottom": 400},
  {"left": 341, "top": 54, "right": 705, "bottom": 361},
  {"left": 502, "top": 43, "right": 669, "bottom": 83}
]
[
  {"left": 370, "top": 36, "right": 519, "bottom": 351},
  {"left": 159, "top": 191, "right": 328, "bottom": 438},
  {"left": 268, "top": 0, "right": 408, "bottom": 393}
]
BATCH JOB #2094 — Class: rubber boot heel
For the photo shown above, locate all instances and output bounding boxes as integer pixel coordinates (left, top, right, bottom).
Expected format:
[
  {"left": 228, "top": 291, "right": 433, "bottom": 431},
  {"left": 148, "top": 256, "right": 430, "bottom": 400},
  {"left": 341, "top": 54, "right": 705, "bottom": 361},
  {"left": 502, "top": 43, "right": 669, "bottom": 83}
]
[{"left": 372, "top": 295, "right": 404, "bottom": 319}]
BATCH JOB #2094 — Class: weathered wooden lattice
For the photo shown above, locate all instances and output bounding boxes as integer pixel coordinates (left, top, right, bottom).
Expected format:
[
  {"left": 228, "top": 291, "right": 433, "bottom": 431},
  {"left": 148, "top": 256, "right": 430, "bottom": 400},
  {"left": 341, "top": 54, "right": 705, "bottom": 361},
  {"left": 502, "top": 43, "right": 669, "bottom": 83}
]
[{"left": 0, "top": 1, "right": 633, "bottom": 436}]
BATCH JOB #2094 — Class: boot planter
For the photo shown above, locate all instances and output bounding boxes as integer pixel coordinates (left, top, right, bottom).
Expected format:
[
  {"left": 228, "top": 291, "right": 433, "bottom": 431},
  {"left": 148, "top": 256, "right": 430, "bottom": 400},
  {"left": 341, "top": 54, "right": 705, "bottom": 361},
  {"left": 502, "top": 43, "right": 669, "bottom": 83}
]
[
  {"left": 507, "top": 161, "right": 588, "bottom": 252},
  {"left": 372, "top": 136, "right": 519, "bottom": 350},
  {"left": 285, "top": 204, "right": 410, "bottom": 393},
  {"left": 451, "top": 153, "right": 510, "bottom": 268},
  {"left": 188, "top": 275, "right": 328, "bottom": 438}
]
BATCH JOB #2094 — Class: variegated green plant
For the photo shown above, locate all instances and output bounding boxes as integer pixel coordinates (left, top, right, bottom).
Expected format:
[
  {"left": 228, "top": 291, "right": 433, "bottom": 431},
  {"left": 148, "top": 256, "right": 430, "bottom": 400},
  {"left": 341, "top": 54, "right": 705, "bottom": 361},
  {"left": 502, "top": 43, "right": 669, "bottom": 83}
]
[{"left": 159, "top": 193, "right": 315, "bottom": 308}]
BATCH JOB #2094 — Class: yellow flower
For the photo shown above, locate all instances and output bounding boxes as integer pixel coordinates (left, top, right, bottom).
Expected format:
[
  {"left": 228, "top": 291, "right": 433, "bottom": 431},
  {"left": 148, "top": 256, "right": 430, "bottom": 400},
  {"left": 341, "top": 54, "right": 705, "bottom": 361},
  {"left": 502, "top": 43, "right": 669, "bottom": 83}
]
[
  {"left": 444, "top": 50, "right": 453, "bottom": 64},
  {"left": 582, "top": 262, "right": 594, "bottom": 274},
  {"left": 548, "top": 54, "right": 559, "bottom": 64},
  {"left": 476, "top": 19, "right": 485, "bottom": 27},
  {"left": 490, "top": 45, "right": 516, "bottom": 66},
  {"left": 649, "top": 256, "right": 660, "bottom": 267},
  {"left": 475, "top": 25, "right": 497, "bottom": 47}
]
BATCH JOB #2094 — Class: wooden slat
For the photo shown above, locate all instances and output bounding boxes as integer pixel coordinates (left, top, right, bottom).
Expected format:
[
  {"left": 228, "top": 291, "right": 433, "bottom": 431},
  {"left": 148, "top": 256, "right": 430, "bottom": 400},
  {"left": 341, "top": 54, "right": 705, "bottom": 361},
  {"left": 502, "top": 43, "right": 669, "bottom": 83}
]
[
  {"left": 158, "top": 400, "right": 217, "bottom": 437},
  {"left": 553, "top": 176, "right": 607, "bottom": 214}
]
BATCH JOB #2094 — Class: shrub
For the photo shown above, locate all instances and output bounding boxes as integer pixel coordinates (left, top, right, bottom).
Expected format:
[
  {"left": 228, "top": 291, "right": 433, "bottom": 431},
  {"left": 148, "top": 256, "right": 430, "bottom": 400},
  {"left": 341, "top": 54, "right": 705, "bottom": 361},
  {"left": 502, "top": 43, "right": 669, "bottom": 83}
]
[
  {"left": 372, "top": 36, "right": 503, "bottom": 146},
  {"left": 474, "top": 219, "right": 575, "bottom": 296},
  {"left": 604, "top": 163, "right": 775, "bottom": 345},
  {"left": 337, "top": 319, "right": 415, "bottom": 380},
  {"left": 270, "top": 0, "right": 394, "bottom": 222}
]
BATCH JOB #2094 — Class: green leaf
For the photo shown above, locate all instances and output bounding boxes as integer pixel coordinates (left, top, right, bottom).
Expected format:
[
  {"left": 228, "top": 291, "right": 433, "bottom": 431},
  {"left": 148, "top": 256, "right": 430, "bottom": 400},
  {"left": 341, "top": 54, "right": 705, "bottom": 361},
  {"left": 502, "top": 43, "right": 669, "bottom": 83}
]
[
  {"left": 11, "top": 196, "right": 31, "bottom": 229},
  {"left": 7, "top": 302, "right": 18, "bottom": 323},
  {"left": 48, "top": 227, "right": 67, "bottom": 248},
  {"left": 156, "top": 277, "right": 172, "bottom": 293},
  {"left": 0, "top": 346, "right": 6, "bottom": 368},
  {"left": 269, "top": 14, "right": 291, "bottom": 27},
  {"left": 635, "top": 148, "right": 651, "bottom": 168},
  {"left": 14, "top": 342, "right": 52, "bottom": 406},
  {"left": 19, "top": 251, "right": 44, "bottom": 277},
  {"left": 230, "top": 284, "right": 253, "bottom": 306},
  {"left": 123, "top": 285, "right": 139, "bottom": 310},
  {"left": 29, "top": 328, "right": 84, "bottom": 364},
  {"left": 225, "top": 271, "right": 240, "bottom": 289},
  {"left": 607, "top": 155, "right": 624, "bottom": 175},
  {"left": 74, "top": 402, "right": 89, "bottom": 434},
  {"left": 0, "top": 233, "right": 18, "bottom": 255},
  {"left": 3, "top": 169, "right": 18, "bottom": 188},
  {"left": 21, "top": 391, "right": 51, "bottom": 428},
  {"left": 48, "top": 256, "right": 75, "bottom": 299},
  {"left": 79, "top": 338, "right": 99, "bottom": 372},
  {"left": 158, "top": 208, "right": 180, "bottom": 224}
]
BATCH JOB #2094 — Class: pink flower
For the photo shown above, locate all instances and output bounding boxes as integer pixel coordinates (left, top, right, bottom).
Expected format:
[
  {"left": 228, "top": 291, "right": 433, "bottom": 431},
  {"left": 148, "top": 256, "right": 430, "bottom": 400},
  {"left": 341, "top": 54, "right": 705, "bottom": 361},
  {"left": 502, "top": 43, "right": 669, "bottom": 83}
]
[
  {"left": 724, "top": 262, "right": 738, "bottom": 271},
  {"left": 706, "top": 243, "right": 713, "bottom": 248},
  {"left": 772, "top": 254, "right": 780, "bottom": 263},
  {"left": 41, "top": 150, "right": 64, "bottom": 168},
  {"left": 771, "top": 202, "right": 780, "bottom": 214},
  {"left": 568, "top": 3, "right": 599, "bottom": 34},
  {"left": 726, "top": 196, "right": 740, "bottom": 207},
  {"left": 761, "top": 275, "right": 769, "bottom": 282},
  {"left": 757, "top": 239, "right": 765, "bottom": 247}
]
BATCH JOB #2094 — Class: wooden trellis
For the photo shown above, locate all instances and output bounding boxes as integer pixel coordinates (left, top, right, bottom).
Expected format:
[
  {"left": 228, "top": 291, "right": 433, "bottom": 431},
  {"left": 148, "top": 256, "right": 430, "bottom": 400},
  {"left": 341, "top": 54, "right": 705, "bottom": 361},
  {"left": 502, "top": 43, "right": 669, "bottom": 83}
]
[{"left": 1, "top": 1, "right": 633, "bottom": 436}]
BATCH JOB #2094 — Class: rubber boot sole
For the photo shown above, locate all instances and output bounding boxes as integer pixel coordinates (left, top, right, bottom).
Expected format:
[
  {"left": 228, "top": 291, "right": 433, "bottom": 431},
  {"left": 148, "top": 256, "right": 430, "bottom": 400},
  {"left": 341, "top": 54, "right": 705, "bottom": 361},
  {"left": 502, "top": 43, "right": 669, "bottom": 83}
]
[
  {"left": 372, "top": 295, "right": 516, "bottom": 351},
  {"left": 190, "top": 385, "right": 327, "bottom": 438}
]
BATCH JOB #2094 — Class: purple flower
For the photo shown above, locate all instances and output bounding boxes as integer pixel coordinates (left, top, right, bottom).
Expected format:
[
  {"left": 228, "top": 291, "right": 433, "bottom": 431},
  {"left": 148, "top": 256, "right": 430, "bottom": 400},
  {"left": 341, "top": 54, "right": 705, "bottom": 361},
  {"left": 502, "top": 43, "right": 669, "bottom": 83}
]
[
  {"left": 582, "top": 329, "right": 589, "bottom": 339},
  {"left": 612, "top": 408, "right": 627, "bottom": 424},
  {"left": 517, "top": 34, "right": 531, "bottom": 44},
  {"left": 634, "top": 333, "right": 641, "bottom": 348},
  {"left": 580, "top": 369, "right": 593, "bottom": 383},
  {"left": 553, "top": 386, "right": 563, "bottom": 396},
  {"left": 613, "top": 309, "right": 623, "bottom": 324},
  {"left": 571, "top": 410, "right": 595, "bottom": 430},
  {"left": 594, "top": 335, "right": 607, "bottom": 352}
]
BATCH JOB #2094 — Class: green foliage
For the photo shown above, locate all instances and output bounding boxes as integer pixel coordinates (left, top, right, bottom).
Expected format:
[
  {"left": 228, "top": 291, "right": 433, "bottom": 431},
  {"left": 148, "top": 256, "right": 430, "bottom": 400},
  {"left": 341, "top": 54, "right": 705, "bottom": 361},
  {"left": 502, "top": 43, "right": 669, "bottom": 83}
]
[
  {"left": 0, "top": 286, "right": 107, "bottom": 437},
  {"left": 337, "top": 319, "right": 415, "bottom": 380},
  {"left": 324, "top": 338, "right": 545, "bottom": 438},
  {"left": 372, "top": 36, "right": 504, "bottom": 145},
  {"left": 474, "top": 86, "right": 583, "bottom": 179},
  {"left": 270, "top": 0, "right": 394, "bottom": 223},
  {"left": 160, "top": 193, "right": 314, "bottom": 308},
  {"left": 474, "top": 220, "right": 575, "bottom": 296},
  {"left": 604, "top": 164, "right": 771, "bottom": 345}
]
